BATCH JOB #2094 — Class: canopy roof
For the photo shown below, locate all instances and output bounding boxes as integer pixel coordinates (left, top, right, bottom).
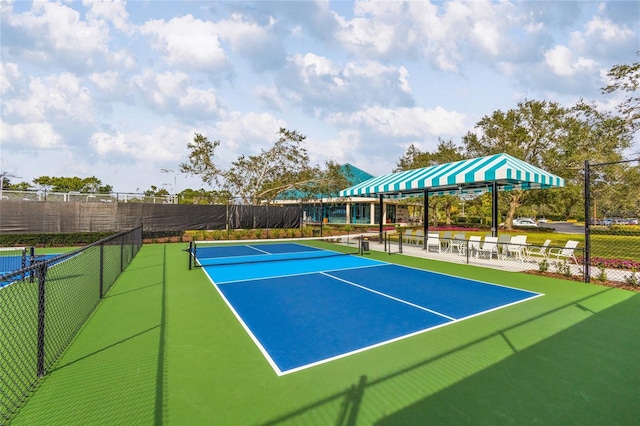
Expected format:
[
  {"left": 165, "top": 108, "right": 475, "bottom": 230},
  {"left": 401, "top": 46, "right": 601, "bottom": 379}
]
[{"left": 339, "top": 153, "right": 565, "bottom": 198}]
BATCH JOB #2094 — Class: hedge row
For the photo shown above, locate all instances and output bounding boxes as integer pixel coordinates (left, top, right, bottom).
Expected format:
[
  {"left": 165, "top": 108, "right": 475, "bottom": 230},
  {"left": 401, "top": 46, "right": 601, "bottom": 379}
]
[
  {"left": 0, "top": 230, "right": 188, "bottom": 247},
  {"left": 0, "top": 232, "right": 117, "bottom": 247},
  {"left": 590, "top": 225, "right": 640, "bottom": 236}
]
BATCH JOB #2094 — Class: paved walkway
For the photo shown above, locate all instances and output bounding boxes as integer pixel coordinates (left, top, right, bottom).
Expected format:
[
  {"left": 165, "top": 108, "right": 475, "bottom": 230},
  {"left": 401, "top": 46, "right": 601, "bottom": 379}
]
[{"left": 343, "top": 232, "right": 635, "bottom": 283}]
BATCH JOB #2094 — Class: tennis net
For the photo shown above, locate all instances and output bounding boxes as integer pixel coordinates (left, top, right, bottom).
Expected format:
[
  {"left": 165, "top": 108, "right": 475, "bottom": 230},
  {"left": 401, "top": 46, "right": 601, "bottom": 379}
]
[
  {"left": 0, "top": 247, "right": 32, "bottom": 274},
  {"left": 188, "top": 236, "right": 364, "bottom": 269}
]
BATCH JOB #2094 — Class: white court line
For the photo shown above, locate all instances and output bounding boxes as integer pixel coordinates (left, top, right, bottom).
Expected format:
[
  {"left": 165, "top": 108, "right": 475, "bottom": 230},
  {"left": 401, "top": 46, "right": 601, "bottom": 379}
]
[
  {"left": 215, "top": 262, "right": 387, "bottom": 285},
  {"left": 245, "top": 244, "right": 272, "bottom": 255},
  {"left": 320, "top": 271, "right": 457, "bottom": 321}
]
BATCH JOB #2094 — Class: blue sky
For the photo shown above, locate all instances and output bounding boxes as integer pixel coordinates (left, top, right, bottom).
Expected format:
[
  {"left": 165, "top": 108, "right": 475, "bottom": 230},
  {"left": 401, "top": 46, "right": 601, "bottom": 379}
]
[{"left": 1, "top": 0, "right": 638, "bottom": 194}]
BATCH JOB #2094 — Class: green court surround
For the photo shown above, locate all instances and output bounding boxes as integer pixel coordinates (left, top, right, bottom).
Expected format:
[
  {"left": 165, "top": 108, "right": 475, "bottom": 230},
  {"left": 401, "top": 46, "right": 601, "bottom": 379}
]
[{"left": 11, "top": 242, "right": 639, "bottom": 425}]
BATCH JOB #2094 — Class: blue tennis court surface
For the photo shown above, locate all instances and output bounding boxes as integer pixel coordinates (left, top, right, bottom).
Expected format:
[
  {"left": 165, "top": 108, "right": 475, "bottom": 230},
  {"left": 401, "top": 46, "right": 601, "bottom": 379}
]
[
  {"left": 196, "top": 242, "right": 542, "bottom": 375},
  {"left": 1, "top": 253, "right": 61, "bottom": 288}
]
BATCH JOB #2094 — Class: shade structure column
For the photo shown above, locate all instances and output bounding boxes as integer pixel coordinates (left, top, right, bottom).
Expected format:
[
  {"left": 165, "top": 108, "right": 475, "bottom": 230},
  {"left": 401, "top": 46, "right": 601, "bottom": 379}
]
[
  {"left": 423, "top": 190, "right": 428, "bottom": 249},
  {"left": 379, "top": 194, "right": 384, "bottom": 242},
  {"left": 492, "top": 181, "right": 498, "bottom": 237}
]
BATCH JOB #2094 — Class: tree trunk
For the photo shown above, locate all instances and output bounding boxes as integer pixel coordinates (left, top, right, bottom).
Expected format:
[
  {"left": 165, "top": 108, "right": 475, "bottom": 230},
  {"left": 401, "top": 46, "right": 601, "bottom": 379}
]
[{"left": 505, "top": 191, "right": 525, "bottom": 230}]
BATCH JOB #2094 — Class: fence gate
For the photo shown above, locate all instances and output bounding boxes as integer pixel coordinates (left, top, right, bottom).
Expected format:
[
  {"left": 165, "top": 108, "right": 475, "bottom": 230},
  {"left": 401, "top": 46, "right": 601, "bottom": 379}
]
[{"left": 584, "top": 158, "right": 640, "bottom": 285}]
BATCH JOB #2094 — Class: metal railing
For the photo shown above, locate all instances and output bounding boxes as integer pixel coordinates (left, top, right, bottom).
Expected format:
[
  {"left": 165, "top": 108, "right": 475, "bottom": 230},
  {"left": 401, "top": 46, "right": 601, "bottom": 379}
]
[
  {"left": 0, "top": 190, "right": 176, "bottom": 204},
  {"left": 0, "top": 226, "right": 143, "bottom": 424}
]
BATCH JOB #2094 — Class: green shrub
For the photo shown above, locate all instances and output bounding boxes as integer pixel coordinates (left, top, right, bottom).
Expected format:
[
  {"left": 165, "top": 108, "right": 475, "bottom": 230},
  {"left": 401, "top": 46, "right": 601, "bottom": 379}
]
[
  {"left": 554, "top": 259, "right": 572, "bottom": 277},
  {"left": 538, "top": 258, "right": 549, "bottom": 273},
  {"left": 0, "top": 232, "right": 116, "bottom": 247}
]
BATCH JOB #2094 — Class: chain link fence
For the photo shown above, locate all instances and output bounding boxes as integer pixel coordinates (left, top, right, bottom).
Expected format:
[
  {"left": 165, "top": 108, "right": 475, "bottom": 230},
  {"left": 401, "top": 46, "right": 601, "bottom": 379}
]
[
  {"left": 585, "top": 158, "right": 640, "bottom": 285},
  {"left": 0, "top": 226, "right": 143, "bottom": 424}
]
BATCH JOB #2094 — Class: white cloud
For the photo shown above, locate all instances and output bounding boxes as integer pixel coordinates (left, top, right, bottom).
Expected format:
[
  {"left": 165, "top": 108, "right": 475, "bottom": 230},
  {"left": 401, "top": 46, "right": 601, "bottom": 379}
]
[
  {"left": 83, "top": 0, "right": 133, "bottom": 35},
  {"left": 544, "top": 45, "right": 597, "bottom": 77},
  {"left": 90, "top": 126, "right": 186, "bottom": 161},
  {"left": 307, "top": 129, "right": 363, "bottom": 166},
  {"left": 0, "top": 63, "right": 21, "bottom": 95},
  {"left": 3, "top": 73, "right": 95, "bottom": 124},
  {"left": 254, "top": 86, "right": 285, "bottom": 110},
  {"left": 0, "top": 120, "right": 62, "bottom": 149},
  {"left": 277, "top": 54, "right": 414, "bottom": 113},
  {"left": 5, "top": 1, "right": 109, "bottom": 65},
  {"left": 89, "top": 71, "right": 123, "bottom": 94},
  {"left": 210, "top": 111, "right": 287, "bottom": 156},
  {"left": 128, "top": 69, "right": 223, "bottom": 117},
  {"left": 140, "top": 15, "right": 229, "bottom": 72},
  {"left": 328, "top": 106, "right": 467, "bottom": 138}
]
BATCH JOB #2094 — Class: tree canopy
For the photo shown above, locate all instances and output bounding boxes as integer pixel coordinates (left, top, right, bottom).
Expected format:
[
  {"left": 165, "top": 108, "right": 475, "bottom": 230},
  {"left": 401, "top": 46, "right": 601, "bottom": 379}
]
[
  {"left": 602, "top": 51, "right": 640, "bottom": 133},
  {"left": 180, "top": 128, "right": 350, "bottom": 205},
  {"left": 395, "top": 92, "right": 637, "bottom": 226},
  {"left": 31, "top": 176, "right": 113, "bottom": 193}
]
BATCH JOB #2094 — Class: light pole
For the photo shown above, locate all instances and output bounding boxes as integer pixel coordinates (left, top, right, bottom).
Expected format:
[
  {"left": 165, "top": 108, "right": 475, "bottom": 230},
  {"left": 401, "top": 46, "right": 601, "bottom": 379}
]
[{"left": 160, "top": 168, "right": 178, "bottom": 204}]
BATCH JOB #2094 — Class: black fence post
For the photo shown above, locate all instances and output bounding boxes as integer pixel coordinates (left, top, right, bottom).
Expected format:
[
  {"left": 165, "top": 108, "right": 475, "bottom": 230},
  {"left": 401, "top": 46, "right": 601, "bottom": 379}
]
[
  {"left": 584, "top": 160, "right": 591, "bottom": 283},
  {"left": 120, "top": 237, "right": 124, "bottom": 273},
  {"left": 99, "top": 242, "right": 105, "bottom": 298},
  {"left": 36, "top": 262, "right": 48, "bottom": 377},
  {"left": 29, "top": 246, "right": 35, "bottom": 283}
]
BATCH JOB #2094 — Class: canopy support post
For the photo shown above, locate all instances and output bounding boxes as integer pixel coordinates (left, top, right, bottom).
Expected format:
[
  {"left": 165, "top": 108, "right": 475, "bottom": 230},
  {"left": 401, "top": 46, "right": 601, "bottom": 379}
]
[
  {"left": 379, "top": 194, "right": 384, "bottom": 242},
  {"left": 423, "top": 190, "right": 428, "bottom": 249},
  {"left": 492, "top": 181, "right": 498, "bottom": 237}
]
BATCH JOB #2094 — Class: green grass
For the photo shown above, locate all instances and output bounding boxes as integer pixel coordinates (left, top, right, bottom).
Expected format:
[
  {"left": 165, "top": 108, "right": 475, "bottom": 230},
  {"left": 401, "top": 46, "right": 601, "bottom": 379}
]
[{"left": 10, "top": 242, "right": 640, "bottom": 425}]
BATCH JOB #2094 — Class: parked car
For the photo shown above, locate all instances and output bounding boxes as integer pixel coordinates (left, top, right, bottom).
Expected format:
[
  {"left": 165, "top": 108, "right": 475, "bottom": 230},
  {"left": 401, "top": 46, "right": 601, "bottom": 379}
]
[
  {"left": 537, "top": 217, "right": 548, "bottom": 223},
  {"left": 513, "top": 218, "right": 538, "bottom": 227}
]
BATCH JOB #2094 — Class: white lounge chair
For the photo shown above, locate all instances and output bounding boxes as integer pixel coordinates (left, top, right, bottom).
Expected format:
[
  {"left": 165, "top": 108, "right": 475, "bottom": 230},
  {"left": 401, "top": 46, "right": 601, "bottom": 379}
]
[
  {"left": 476, "top": 236, "right": 499, "bottom": 259},
  {"left": 425, "top": 233, "right": 441, "bottom": 253},
  {"left": 548, "top": 240, "right": 579, "bottom": 264},
  {"left": 413, "top": 230, "right": 424, "bottom": 246},
  {"left": 504, "top": 235, "right": 528, "bottom": 261},
  {"left": 441, "top": 231, "right": 453, "bottom": 252},
  {"left": 528, "top": 239, "right": 552, "bottom": 259},
  {"left": 467, "top": 236, "right": 482, "bottom": 257},
  {"left": 497, "top": 234, "right": 512, "bottom": 256},
  {"left": 448, "top": 233, "right": 466, "bottom": 254},
  {"left": 402, "top": 229, "right": 416, "bottom": 245}
]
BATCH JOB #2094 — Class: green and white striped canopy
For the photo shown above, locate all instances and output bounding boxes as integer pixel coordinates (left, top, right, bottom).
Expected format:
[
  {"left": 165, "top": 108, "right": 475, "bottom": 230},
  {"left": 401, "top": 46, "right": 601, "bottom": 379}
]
[{"left": 339, "top": 153, "right": 565, "bottom": 198}]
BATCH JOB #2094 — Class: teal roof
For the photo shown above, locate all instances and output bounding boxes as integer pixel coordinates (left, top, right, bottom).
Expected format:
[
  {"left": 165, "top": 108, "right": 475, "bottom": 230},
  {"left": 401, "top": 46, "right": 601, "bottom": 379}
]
[
  {"left": 340, "top": 163, "right": 375, "bottom": 186},
  {"left": 278, "top": 163, "right": 375, "bottom": 199},
  {"left": 339, "top": 153, "right": 565, "bottom": 198}
]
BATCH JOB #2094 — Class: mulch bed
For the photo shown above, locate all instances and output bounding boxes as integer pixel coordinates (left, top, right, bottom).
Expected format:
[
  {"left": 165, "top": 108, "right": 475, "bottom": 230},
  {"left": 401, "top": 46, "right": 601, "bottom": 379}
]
[{"left": 524, "top": 270, "right": 640, "bottom": 292}]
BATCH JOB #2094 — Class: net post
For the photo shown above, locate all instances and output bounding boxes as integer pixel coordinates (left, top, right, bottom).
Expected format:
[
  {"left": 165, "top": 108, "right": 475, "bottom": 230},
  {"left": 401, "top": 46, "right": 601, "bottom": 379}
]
[
  {"left": 30, "top": 246, "right": 36, "bottom": 283},
  {"left": 384, "top": 231, "right": 387, "bottom": 252},
  {"left": 398, "top": 231, "right": 403, "bottom": 254},
  {"left": 188, "top": 241, "right": 193, "bottom": 270}
]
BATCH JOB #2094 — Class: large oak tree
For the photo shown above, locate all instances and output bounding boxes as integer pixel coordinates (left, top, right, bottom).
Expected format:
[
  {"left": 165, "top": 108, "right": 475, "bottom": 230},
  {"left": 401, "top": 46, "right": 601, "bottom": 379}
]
[{"left": 180, "top": 128, "right": 350, "bottom": 205}]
